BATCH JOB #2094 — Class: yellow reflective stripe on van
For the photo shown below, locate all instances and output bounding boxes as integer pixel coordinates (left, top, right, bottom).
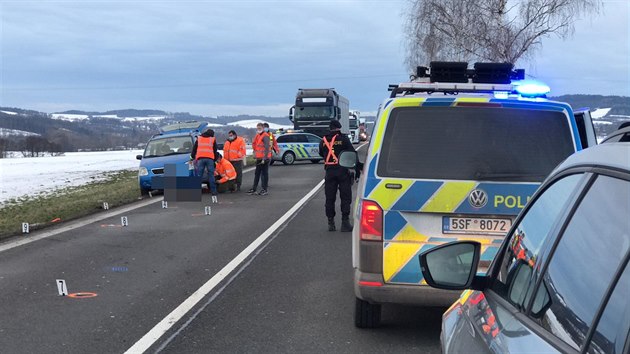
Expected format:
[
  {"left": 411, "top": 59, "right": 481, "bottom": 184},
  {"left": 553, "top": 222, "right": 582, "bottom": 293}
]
[
  {"left": 366, "top": 179, "right": 413, "bottom": 210},
  {"left": 370, "top": 107, "right": 391, "bottom": 157},
  {"left": 383, "top": 242, "right": 423, "bottom": 283},
  {"left": 421, "top": 181, "right": 477, "bottom": 213},
  {"left": 452, "top": 97, "right": 491, "bottom": 103},
  {"left": 392, "top": 97, "right": 425, "bottom": 107},
  {"left": 393, "top": 223, "right": 429, "bottom": 243}
]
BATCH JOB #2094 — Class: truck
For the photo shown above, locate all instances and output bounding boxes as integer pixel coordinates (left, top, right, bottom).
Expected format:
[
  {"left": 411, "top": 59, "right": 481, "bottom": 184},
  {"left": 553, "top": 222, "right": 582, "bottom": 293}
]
[
  {"left": 289, "top": 88, "right": 349, "bottom": 138},
  {"left": 349, "top": 110, "right": 360, "bottom": 144}
]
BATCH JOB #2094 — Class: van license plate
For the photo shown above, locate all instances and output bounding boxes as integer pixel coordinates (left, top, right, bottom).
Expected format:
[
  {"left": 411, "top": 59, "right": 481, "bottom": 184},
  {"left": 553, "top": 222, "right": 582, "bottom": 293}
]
[{"left": 443, "top": 217, "right": 512, "bottom": 235}]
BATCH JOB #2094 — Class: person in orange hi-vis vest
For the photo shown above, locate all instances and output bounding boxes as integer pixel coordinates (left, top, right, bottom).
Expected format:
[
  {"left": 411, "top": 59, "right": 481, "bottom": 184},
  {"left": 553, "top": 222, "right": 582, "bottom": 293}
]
[
  {"left": 214, "top": 153, "right": 237, "bottom": 193},
  {"left": 191, "top": 127, "right": 218, "bottom": 199},
  {"left": 247, "top": 122, "right": 272, "bottom": 196},
  {"left": 223, "top": 130, "right": 247, "bottom": 191},
  {"left": 263, "top": 122, "right": 280, "bottom": 155}
]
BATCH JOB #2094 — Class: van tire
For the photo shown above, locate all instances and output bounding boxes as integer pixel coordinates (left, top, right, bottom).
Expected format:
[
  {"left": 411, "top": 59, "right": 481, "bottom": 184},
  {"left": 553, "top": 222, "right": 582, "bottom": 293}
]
[
  {"left": 354, "top": 297, "right": 381, "bottom": 328},
  {"left": 282, "top": 151, "right": 296, "bottom": 165}
]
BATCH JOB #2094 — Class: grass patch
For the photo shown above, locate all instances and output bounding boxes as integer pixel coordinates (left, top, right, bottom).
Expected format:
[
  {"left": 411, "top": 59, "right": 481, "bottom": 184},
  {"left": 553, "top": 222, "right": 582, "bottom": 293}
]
[{"left": 0, "top": 170, "right": 141, "bottom": 240}]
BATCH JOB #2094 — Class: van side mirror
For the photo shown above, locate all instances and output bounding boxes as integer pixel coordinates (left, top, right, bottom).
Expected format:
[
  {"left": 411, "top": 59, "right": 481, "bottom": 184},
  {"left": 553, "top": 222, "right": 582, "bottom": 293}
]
[
  {"left": 136, "top": 155, "right": 143, "bottom": 160},
  {"left": 419, "top": 241, "right": 481, "bottom": 290},
  {"left": 289, "top": 106, "right": 295, "bottom": 122},
  {"left": 338, "top": 151, "right": 357, "bottom": 169}
]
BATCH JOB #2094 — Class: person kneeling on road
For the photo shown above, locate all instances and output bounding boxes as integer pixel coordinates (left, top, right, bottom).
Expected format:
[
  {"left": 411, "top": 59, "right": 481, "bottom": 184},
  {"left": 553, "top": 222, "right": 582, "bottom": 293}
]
[
  {"left": 319, "top": 120, "right": 356, "bottom": 232},
  {"left": 214, "top": 154, "right": 237, "bottom": 193}
]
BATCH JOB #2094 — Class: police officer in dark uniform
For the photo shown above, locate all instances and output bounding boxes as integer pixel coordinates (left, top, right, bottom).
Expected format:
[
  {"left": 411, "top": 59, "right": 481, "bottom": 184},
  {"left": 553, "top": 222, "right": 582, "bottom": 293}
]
[{"left": 319, "top": 120, "right": 356, "bottom": 232}]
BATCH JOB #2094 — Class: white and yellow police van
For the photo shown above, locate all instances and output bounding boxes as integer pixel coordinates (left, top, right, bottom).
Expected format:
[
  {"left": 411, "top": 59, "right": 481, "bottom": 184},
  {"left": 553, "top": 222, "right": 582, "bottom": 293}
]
[{"left": 352, "top": 62, "right": 597, "bottom": 328}]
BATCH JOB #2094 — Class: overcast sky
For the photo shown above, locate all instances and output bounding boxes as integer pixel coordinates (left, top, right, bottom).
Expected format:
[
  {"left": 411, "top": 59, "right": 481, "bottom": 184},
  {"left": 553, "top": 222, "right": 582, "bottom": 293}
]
[{"left": 0, "top": 0, "right": 628, "bottom": 116}]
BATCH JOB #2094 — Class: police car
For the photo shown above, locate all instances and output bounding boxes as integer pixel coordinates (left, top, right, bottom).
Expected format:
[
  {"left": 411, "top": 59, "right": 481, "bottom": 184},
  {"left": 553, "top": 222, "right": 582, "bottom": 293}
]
[
  {"left": 419, "top": 142, "right": 630, "bottom": 353},
  {"left": 349, "top": 62, "right": 597, "bottom": 328},
  {"left": 271, "top": 131, "right": 323, "bottom": 165},
  {"left": 136, "top": 121, "right": 204, "bottom": 195}
]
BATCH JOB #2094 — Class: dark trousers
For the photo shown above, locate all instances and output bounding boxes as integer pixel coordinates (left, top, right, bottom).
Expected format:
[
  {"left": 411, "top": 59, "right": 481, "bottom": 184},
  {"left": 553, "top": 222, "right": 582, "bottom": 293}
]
[
  {"left": 325, "top": 167, "right": 352, "bottom": 218},
  {"left": 252, "top": 160, "right": 269, "bottom": 191},
  {"left": 216, "top": 179, "right": 236, "bottom": 193},
  {"left": 230, "top": 160, "right": 244, "bottom": 188}
]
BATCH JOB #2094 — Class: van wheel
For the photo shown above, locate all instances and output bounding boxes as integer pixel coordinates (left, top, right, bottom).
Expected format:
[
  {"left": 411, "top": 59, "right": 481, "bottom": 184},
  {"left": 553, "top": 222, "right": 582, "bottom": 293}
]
[
  {"left": 282, "top": 151, "right": 295, "bottom": 165},
  {"left": 310, "top": 159, "right": 320, "bottom": 164},
  {"left": 354, "top": 297, "right": 381, "bottom": 328}
]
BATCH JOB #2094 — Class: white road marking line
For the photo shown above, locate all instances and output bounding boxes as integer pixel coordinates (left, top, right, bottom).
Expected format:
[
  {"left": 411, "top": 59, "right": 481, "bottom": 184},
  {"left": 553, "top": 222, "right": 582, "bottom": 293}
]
[
  {"left": 124, "top": 178, "right": 325, "bottom": 354},
  {"left": 0, "top": 166, "right": 256, "bottom": 253}
]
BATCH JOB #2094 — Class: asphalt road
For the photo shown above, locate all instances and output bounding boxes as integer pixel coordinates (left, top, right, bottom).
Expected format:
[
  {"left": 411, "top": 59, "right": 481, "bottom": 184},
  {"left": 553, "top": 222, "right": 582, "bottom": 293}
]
[{"left": 0, "top": 148, "right": 443, "bottom": 353}]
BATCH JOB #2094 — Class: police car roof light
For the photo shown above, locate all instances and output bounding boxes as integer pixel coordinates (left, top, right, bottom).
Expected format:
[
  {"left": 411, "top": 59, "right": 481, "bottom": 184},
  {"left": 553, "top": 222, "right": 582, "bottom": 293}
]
[
  {"left": 473, "top": 62, "right": 513, "bottom": 84},
  {"left": 512, "top": 80, "right": 551, "bottom": 97},
  {"left": 430, "top": 61, "right": 469, "bottom": 83}
]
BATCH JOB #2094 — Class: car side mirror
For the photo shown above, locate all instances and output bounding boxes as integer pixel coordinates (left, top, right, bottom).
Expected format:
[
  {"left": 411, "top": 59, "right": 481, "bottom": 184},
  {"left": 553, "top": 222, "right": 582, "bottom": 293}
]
[
  {"left": 338, "top": 151, "right": 357, "bottom": 169},
  {"left": 419, "top": 241, "right": 481, "bottom": 290},
  {"left": 289, "top": 106, "right": 295, "bottom": 122},
  {"left": 136, "top": 155, "right": 143, "bottom": 160}
]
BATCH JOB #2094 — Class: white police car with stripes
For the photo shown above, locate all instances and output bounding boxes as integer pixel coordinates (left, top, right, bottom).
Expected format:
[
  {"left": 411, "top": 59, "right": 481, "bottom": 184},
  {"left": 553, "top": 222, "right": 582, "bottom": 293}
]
[{"left": 271, "top": 132, "right": 323, "bottom": 165}]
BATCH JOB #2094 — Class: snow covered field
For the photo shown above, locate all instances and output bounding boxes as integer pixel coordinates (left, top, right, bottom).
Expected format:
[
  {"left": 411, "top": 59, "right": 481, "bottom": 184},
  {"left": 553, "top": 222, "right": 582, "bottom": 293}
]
[
  {"left": 0, "top": 150, "right": 142, "bottom": 204},
  {"left": 0, "top": 148, "right": 253, "bottom": 204}
]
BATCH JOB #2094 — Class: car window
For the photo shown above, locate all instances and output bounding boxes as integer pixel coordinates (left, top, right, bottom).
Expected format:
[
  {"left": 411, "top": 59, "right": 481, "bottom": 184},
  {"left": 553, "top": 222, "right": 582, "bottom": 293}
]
[
  {"left": 587, "top": 259, "right": 630, "bottom": 354},
  {"left": 306, "top": 134, "right": 321, "bottom": 143},
  {"left": 491, "top": 174, "right": 583, "bottom": 308},
  {"left": 277, "top": 135, "right": 295, "bottom": 143},
  {"left": 378, "top": 106, "right": 575, "bottom": 181},
  {"left": 294, "top": 134, "right": 308, "bottom": 143},
  {"left": 531, "top": 175, "right": 630, "bottom": 351}
]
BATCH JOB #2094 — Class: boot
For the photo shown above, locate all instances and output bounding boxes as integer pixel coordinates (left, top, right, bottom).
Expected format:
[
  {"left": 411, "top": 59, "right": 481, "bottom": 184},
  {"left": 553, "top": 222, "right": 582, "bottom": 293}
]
[
  {"left": 328, "top": 217, "right": 336, "bottom": 232},
  {"left": 341, "top": 216, "right": 353, "bottom": 232}
]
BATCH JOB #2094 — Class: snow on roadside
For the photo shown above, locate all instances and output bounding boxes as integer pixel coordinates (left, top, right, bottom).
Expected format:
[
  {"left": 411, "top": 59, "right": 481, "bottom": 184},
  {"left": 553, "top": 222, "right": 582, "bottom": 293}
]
[{"left": 0, "top": 150, "right": 143, "bottom": 204}]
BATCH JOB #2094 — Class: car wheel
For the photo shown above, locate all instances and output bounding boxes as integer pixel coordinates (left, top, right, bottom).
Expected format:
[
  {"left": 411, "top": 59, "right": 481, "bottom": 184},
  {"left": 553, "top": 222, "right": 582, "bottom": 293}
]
[
  {"left": 141, "top": 188, "right": 150, "bottom": 197},
  {"left": 310, "top": 159, "right": 320, "bottom": 164},
  {"left": 354, "top": 297, "right": 381, "bottom": 328},
  {"left": 282, "top": 151, "right": 296, "bottom": 165}
]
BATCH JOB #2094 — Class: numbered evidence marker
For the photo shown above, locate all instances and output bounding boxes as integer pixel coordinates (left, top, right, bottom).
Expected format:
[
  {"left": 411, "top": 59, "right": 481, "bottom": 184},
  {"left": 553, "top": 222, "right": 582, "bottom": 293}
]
[
  {"left": 121, "top": 216, "right": 129, "bottom": 227},
  {"left": 22, "top": 222, "right": 29, "bottom": 234},
  {"left": 103, "top": 202, "right": 109, "bottom": 210},
  {"left": 204, "top": 206, "right": 212, "bottom": 216},
  {"left": 162, "top": 200, "right": 168, "bottom": 209},
  {"left": 56, "top": 279, "right": 68, "bottom": 296}
]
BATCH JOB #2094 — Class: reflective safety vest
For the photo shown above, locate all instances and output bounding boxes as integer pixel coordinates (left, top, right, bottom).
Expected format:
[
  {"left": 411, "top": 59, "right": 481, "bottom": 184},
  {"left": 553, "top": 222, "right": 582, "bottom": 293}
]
[
  {"left": 196, "top": 136, "right": 215, "bottom": 160},
  {"left": 253, "top": 132, "right": 272, "bottom": 159},
  {"left": 214, "top": 159, "right": 237, "bottom": 184},
  {"left": 269, "top": 132, "right": 280, "bottom": 154},
  {"left": 322, "top": 135, "right": 339, "bottom": 165},
  {"left": 224, "top": 137, "right": 246, "bottom": 161}
]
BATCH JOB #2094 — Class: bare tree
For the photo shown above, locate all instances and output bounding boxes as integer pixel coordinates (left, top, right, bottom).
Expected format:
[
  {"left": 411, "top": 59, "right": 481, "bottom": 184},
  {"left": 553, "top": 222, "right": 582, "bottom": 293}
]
[{"left": 404, "top": 0, "right": 601, "bottom": 71}]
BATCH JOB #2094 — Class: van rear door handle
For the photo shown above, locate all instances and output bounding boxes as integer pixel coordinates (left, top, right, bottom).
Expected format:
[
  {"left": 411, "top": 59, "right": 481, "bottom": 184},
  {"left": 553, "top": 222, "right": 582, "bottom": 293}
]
[{"left": 385, "top": 183, "right": 402, "bottom": 189}]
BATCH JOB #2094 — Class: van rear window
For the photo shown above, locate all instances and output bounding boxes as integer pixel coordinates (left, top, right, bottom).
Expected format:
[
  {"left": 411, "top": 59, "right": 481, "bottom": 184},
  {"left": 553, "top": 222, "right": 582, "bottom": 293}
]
[{"left": 377, "top": 106, "right": 575, "bottom": 182}]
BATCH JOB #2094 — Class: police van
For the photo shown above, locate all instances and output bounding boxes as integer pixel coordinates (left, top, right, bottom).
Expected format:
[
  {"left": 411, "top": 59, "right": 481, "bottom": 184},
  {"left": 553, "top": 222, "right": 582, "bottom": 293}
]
[
  {"left": 350, "top": 62, "right": 597, "bottom": 328},
  {"left": 136, "top": 121, "right": 205, "bottom": 195},
  {"left": 271, "top": 131, "right": 323, "bottom": 165}
]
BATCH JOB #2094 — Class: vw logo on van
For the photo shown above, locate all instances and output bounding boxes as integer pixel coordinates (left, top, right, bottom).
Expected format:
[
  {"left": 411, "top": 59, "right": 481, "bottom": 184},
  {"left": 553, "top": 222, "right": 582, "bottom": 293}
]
[{"left": 469, "top": 189, "right": 488, "bottom": 208}]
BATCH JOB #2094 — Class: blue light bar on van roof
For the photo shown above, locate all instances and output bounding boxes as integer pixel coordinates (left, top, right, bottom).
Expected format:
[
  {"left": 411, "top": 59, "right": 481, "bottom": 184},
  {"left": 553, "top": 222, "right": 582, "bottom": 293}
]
[{"left": 512, "top": 80, "right": 550, "bottom": 97}]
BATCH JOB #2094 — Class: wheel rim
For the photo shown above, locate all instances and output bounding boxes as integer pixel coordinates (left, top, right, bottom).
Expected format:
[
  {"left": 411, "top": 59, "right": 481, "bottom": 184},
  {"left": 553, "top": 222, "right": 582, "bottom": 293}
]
[{"left": 285, "top": 153, "right": 295, "bottom": 164}]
